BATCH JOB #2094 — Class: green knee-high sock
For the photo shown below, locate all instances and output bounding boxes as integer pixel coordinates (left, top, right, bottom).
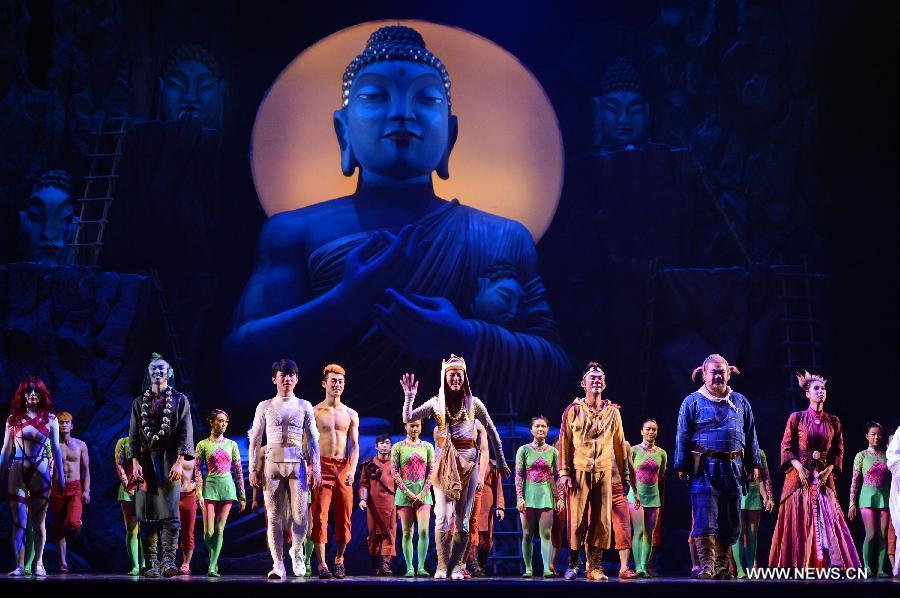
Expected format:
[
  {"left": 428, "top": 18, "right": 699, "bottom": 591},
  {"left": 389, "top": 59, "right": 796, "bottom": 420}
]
[
  {"left": 25, "top": 521, "right": 35, "bottom": 571},
  {"left": 732, "top": 542, "right": 746, "bottom": 577},
  {"left": 746, "top": 532, "right": 758, "bottom": 569},
  {"left": 521, "top": 535, "right": 534, "bottom": 575},
  {"left": 640, "top": 537, "right": 653, "bottom": 572},
  {"left": 631, "top": 534, "right": 643, "bottom": 572},
  {"left": 540, "top": 536, "right": 553, "bottom": 576},
  {"left": 127, "top": 529, "right": 141, "bottom": 571},
  {"left": 876, "top": 538, "right": 887, "bottom": 575},
  {"left": 304, "top": 535, "right": 313, "bottom": 569},
  {"left": 862, "top": 536, "right": 874, "bottom": 573},
  {"left": 208, "top": 531, "right": 224, "bottom": 572},
  {"left": 416, "top": 529, "right": 429, "bottom": 572},
  {"left": 402, "top": 531, "right": 415, "bottom": 574}
]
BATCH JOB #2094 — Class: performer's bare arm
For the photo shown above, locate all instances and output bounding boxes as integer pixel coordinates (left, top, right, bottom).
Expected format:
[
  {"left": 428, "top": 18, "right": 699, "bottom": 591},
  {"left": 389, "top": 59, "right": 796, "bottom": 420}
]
[
  {"left": 473, "top": 398, "right": 510, "bottom": 478},
  {"left": 80, "top": 440, "right": 91, "bottom": 504},
  {"left": 346, "top": 408, "right": 360, "bottom": 486},
  {"left": 304, "top": 401, "right": 322, "bottom": 488},
  {"left": 50, "top": 417, "right": 66, "bottom": 487}
]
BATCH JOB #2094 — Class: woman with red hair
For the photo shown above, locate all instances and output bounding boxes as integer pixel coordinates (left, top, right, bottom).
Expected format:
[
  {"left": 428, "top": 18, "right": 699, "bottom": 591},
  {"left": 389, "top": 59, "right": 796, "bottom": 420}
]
[{"left": 0, "top": 376, "right": 66, "bottom": 576}]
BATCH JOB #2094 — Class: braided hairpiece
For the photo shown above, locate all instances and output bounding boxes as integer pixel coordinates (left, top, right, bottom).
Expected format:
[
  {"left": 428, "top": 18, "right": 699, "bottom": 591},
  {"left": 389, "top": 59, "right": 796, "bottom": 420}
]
[
  {"left": 795, "top": 370, "right": 826, "bottom": 390},
  {"left": 341, "top": 25, "right": 452, "bottom": 110},
  {"left": 691, "top": 354, "right": 740, "bottom": 381}
]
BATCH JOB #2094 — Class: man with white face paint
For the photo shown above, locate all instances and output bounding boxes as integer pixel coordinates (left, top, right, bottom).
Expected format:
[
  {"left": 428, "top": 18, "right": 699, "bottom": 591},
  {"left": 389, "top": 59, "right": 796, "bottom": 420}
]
[
  {"left": 129, "top": 353, "right": 195, "bottom": 578},
  {"left": 557, "top": 362, "right": 635, "bottom": 581},
  {"left": 675, "top": 354, "right": 761, "bottom": 580},
  {"left": 402, "top": 354, "right": 510, "bottom": 580},
  {"left": 248, "top": 358, "right": 322, "bottom": 580}
]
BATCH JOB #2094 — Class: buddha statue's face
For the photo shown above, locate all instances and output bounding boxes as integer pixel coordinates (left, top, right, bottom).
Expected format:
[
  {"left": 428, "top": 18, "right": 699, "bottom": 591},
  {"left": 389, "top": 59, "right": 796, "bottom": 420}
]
[
  {"left": 18, "top": 185, "right": 74, "bottom": 264},
  {"left": 472, "top": 276, "right": 524, "bottom": 326},
  {"left": 593, "top": 90, "right": 650, "bottom": 150},
  {"left": 336, "top": 61, "right": 455, "bottom": 181},
  {"left": 159, "top": 59, "right": 223, "bottom": 129}
]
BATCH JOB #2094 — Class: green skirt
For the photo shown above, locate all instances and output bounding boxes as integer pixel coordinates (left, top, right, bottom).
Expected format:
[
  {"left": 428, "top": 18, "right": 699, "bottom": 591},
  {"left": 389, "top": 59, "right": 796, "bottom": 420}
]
[{"left": 203, "top": 473, "right": 237, "bottom": 502}]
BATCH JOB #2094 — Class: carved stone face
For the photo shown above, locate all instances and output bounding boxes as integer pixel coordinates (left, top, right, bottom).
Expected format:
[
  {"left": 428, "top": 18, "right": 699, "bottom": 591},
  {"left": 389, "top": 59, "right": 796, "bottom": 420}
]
[
  {"left": 337, "top": 61, "right": 454, "bottom": 180},
  {"left": 160, "top": 59, "right": 223, "bottom": 128},
  {"left": 593, "top": 90, "right": 650, "bottom": 150},
  {"left": 472, "top": 276, "right": 524, "bottom": 326},
  {"left": 18, "top": 185, "right": 74, "bottom": 264}
]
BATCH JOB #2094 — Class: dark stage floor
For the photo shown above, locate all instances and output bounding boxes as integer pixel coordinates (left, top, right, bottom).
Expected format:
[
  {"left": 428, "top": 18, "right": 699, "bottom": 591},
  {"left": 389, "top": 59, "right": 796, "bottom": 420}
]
[{"left": 1, "top": 574, "right": 897, "bottom": 597}]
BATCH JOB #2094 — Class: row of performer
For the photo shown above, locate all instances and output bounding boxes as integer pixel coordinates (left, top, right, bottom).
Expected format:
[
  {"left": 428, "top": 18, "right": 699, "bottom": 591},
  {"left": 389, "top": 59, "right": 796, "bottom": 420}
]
[{"left": 2, "top": 352, "right": 899, "bottom": 580}]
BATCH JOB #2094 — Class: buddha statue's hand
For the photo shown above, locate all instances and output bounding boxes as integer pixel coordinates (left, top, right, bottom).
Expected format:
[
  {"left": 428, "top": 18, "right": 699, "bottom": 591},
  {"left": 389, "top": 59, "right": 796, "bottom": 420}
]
[
  {"left": 339, "top": 225, "right": 425, "bottom": 306},
  {"left": 375, "top": 289, "right": 475, "bottom": 358}
]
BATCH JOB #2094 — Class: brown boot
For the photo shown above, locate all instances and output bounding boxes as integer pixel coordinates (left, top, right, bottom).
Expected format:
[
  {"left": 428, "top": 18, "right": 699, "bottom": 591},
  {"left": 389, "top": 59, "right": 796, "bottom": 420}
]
[
  {"left": 434, "top": 531, "right": 449, "bottom": 579},
  {"left": 694, "top": 535, "right": 716, "bottom": 579},
  {"left": 586, "top": 547, "right": 608, "bottom": 581},
  {"left": 714, "top": 538, "right": 734, "bottom": 580}
]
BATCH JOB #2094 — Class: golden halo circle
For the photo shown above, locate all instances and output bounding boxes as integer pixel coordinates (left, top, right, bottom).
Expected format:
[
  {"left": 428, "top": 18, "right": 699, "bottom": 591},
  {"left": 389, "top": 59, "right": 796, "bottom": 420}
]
[{"left": 251, "top": 19, "right": 563, "bottom": 241}]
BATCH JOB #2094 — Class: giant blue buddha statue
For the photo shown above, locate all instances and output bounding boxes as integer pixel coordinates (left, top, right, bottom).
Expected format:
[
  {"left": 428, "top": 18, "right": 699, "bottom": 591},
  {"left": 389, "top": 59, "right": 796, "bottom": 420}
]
[{"left": 223, "top": 26, "right": 569, "bottom": 412}]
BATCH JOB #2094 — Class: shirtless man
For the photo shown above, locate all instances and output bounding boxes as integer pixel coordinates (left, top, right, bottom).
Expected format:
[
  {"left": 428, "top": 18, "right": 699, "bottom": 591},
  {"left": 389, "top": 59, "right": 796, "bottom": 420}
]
[
  {"left": 249, "top": 358, "right": 322, "bottom": 580},
  {"left": 51, "top": 413, "right": 90, "bottom": 573},
  {"left": 178, "top": 449, "right": 198, "bottom": 574},
  {"left": 312, "top": 364, "right": 359, "bottom": 579}
]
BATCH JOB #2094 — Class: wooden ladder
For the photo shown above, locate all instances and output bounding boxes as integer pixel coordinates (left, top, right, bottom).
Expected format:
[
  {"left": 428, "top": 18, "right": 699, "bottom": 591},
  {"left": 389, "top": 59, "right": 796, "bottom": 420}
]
[{"left": 65, "top": 115, "right": 129, "bottom": 267}]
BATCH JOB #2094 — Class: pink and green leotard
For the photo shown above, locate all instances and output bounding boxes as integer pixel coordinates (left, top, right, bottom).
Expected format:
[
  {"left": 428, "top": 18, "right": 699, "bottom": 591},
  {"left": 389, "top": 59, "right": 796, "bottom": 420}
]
[{"left": 195, "top": 437, "right": 245, "bottom": 503}]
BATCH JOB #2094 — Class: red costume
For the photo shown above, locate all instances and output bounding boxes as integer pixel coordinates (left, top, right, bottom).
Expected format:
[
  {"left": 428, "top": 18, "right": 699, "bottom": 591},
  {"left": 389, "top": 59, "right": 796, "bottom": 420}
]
[
  {"left": 769, "top": 408, "right": 861, "bottom": 569},
  {"left": 360, "top": 456, "right": 397, "bottom": 557}
]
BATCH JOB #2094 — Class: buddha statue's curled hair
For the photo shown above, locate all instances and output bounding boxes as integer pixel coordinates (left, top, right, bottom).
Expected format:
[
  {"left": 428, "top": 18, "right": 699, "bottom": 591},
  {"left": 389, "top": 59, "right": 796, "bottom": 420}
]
[
  {"left": 162, "top": 43, "right": 221, "bottom": 80},
  {"left": 600, "top": 57, "right": 642, "bottom": 96},
  {"left": 32, "top": 170, "right": 71, "bottom": 195},
  {"left": 341, "top": 25, "right": 452, "bottom": 110}
]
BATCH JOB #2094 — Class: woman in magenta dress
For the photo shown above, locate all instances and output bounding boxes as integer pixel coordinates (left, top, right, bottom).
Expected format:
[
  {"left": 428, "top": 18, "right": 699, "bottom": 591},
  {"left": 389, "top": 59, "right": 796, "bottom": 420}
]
[{"left": 768, "top": 371, "right": 861, "bottom": 569}]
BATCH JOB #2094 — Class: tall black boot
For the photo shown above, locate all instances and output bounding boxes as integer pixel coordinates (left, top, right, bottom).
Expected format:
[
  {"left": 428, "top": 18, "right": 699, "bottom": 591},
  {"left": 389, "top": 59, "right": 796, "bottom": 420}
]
[
  {"left": 160, "top": 526, "right": 181, "bottom": 578},
  {"left": 141, "top": 528, "right": 160, "bottom": 578}
]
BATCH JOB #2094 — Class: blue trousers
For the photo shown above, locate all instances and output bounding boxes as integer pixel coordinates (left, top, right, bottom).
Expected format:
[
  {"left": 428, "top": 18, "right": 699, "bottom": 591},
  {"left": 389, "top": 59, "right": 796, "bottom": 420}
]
[{"left": 690, "top": 461, "right": 742, "bottom": 545}]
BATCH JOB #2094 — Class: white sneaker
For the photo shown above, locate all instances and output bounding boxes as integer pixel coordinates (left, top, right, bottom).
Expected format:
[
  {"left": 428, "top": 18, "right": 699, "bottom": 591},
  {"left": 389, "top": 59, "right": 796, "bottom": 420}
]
[
  {"left": 267, "top": 562, "right": 286, "bottom": 580},
  {"left": 8, "top": 567, "right": 25, "bottom": 577},
  {"left": 450, "top": 566, "right": 464, "bottom": 580},
  {"left": 288, "top": 546, "right": 306, "bottom": 577},
  {"left": 434, "top": 567, "right": 447, "bottom": 579},
  {"left": 33, "top": 563, "right": 47, "bottom": 577}
]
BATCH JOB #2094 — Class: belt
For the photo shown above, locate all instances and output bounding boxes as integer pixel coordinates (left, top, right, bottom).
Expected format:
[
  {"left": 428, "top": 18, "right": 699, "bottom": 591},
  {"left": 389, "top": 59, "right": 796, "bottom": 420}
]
[
  {"left": 437, "top": 436, "right": 475, "bottom": 450},
  {"left": 798, "top": 449, "right": 826, "bottom": 468},
  {"left": 694, "top": 444, "right": 743, "bottom": 460}
]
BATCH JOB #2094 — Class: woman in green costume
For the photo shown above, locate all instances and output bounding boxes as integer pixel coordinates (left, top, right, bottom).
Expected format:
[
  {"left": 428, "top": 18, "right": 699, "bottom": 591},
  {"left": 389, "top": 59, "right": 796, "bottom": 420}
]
[
  {"left": 391, "top": 418, "right": 434, "bottom": 577},
  {"left": 195, "top": 410, "right": 246, "bottom": 576},
  {"left": 114, "top": 436, "right": 143, "bottom": 574},
  {"left": 731, "top": 448, "right": 774, "bottom": 577},
  {"left": 849, "top": 422, "right": 891, "bottom": 576},
  {"left": 627, "top": 419, "right": 667, "bottom": 578},
  {"left": 515, "top": 416, "right": 562, "bottom": 578}
]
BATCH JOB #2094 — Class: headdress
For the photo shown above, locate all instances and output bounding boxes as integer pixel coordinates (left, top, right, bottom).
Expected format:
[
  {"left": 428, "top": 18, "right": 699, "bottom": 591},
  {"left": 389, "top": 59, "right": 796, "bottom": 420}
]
[
  {"left": 341, "top": 25, "right": 452, "bottom": 110},
  {"left": 435, "top": 354, "right": 473, "bottom": 429},
  {"left": 795, "top": 370, "right": 826, "bottom": 390}
]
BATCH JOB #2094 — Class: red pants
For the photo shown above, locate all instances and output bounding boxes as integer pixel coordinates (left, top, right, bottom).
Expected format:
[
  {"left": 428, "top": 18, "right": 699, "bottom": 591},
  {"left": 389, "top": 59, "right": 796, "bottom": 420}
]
[
  {"left": 610, "top": 482, "right": 631, "bottom": 550},
  {"left": 179, "top": 489, "right": 198, "bottom": 552},
  {"left": 50, "top": 480, "right": 83, "bottom": 539},
  {"left": 888, "top": 519, "right": 896, "bottom": 556},
  {"left": 551, "top": 496, "right": 567, "bottom": 549},
  {"left": 312, "top": 457, "right": 353, "bottom": 545}
]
